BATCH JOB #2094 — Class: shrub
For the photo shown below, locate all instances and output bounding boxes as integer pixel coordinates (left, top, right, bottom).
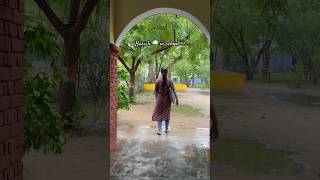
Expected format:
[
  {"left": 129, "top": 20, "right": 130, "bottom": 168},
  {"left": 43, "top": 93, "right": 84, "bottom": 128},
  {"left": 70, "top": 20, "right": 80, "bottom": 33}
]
[{"left": 23, "top": 67, "right": 66, "bottom": 154}]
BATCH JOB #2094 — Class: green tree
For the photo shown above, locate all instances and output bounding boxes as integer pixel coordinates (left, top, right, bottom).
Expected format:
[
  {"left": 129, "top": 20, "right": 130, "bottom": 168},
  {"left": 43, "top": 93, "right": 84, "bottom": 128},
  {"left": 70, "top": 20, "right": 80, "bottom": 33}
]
[
  {"left": 119, "top": 14, "right": 193, "bottom": 98},
  {"left": 276, "top": 0, "right": 320, "bottom": 85},
  {"left": 212, "top": 0, "right": 288, "bottom": 80},
  {"left": 33, "top": 0, "right": 100, "bottom": 119},
  {"left": 24, "top": 18, "right": 66, "bottom": 154}
]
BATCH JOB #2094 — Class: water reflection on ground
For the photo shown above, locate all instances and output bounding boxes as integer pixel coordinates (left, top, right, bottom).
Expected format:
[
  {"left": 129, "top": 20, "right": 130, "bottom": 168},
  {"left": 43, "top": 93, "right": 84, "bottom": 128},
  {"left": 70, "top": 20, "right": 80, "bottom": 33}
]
[{"left": 111, "top": 126, "right": 210, "bottom": 180}]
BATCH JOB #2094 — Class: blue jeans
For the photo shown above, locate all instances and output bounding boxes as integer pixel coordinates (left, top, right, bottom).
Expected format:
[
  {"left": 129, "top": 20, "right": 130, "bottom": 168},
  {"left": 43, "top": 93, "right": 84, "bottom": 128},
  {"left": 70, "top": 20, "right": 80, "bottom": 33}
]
[{"left": 157, "top": 120, "right": 169, "bottom": 132}]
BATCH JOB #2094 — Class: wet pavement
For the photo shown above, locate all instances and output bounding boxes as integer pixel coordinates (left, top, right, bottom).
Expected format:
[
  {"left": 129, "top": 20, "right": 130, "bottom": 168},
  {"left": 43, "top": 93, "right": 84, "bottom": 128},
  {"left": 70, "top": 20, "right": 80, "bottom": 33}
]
[
  {"left": 110, "top": 126, "right": 210, "bottom": 180},
  {"left": 272, "top": 92, "right": 320, "bottom": 107}
]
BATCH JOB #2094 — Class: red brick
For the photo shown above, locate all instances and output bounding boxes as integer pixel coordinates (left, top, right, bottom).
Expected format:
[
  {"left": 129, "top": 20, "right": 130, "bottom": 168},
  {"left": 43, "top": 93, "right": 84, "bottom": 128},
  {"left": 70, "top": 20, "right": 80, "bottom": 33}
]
[
  {"left": 0, "top": 52, "right": 8, "bottom": 66},
  {"left": 6, "top": 82, "right": 14, "bottom": 95},
  {"left": 0, "top": 6, "right": 12, "bottom": 21},
  {"left": 10, "top": 122, "right": 22, "bottom": 136},
  {"left": 12, "top": 162, "right": 22, "bottom": 178},
  {"left": 0, "top": 155, "right": 10, "bottom": 172},
  {"left": 6, "top": 109, "right": 16, "bottom": 124},
  {"left": 13, "top": 80, "right": 22, "bottom": 94},
  {"left": 0, "top": 141, "right": 4, "bottom": 156},
  {"left": 16, "top": 25, "right": 22, "bottom": 39},
  {"left": 7, "top": 53, "right": 16, "bottom": 66},
  {"left": 15, "top": 54, "right": 22, "bottom": 66},
  {"left": 0, "top": 125, "right": 10, "bottom": 141},
  {"left": 10, "top": 136, "right": 21, "bottom": 150},
  {"left": 0, "top": 36, "right": 10, "bottom": 52},
  {"left": 18, "top": 0, "right": 24, "bottom": 12},
  {"left": 15, "top": 174, "right": 23, "bottom": 180},
  {"left": 0, "top": 96, "right": 10, "bottom": 111},
  {"left": 16, "top": 161, "right": 23, "bottom": 176},
  {"left": 10, "top": 148, "right": 22, "bottom": 164},
  {"left": 11, "top": 39, "right": 23, "bottom": 53},
  {"left": 8, "top": 0, "right": 15, "bottom": 9},
  {"left": 3, "top": 166, "right": 14, "bottom": 180},
  {"left": 15, "top": 108, "right": 21, "bottom": 122},
  {"left": 0, "top": 112, "right": 4, "bottom": 126},
  {"left": 10, "top": 95, "right": 21, "bottom": 108},
  {"left": 0, "top": 68, "right": 11, "bottom": 82},
  {"left": 3, "top": 22, "right": 9, "bottom": 35},
  {"left": 0, "top": 21, "right": 4, "bottom": 35},
  {"left": 8, "top": 24, "right": 17, "bottom": 38},
  {"left": 12, "top": 11, "right": 23, "bottom": 25},
  {"left": 10, "top": 67, "right": 22, "bottom": 80},
  {"left": 0, "top": 83, "right": 6, "bottom": 96}
]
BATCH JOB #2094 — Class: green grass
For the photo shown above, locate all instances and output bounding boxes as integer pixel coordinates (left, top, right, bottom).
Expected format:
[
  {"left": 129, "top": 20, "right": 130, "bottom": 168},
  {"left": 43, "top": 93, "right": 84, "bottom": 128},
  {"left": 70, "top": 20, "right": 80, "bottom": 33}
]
[
  {"left": 196, "top": 83, "right": 210, "bottom": 90},
  {"left": 135, "top": 91, "right": 155, "bottom": 104},
  {"left": 253, "top": 72, "right": 294, "bottom": 84},
  {"left": 172, "top": 105, "right": 204, "bottom": 117},
  {"left": 135, "top": 92, "right": 204, "bottom": 117},
  {"left": 214, "top": 137, "right": 305, "bottom": 175}
]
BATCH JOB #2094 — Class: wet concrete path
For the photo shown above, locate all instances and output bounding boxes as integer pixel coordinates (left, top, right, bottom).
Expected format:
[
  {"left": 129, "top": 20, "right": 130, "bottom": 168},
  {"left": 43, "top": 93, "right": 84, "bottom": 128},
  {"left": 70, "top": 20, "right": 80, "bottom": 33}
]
[
  {"left": 111, "top": 127, "right": 210, "bottom": 180},
  {"left": 111, "top": 90, "right": 211, "bottom": 179}
]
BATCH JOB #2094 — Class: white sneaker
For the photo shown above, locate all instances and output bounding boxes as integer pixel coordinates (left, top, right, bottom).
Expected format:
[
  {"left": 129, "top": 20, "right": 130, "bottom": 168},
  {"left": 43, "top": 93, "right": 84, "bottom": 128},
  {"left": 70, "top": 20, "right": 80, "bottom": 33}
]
[{"left": 157, "top": 131, "right": 161, "bottom": 135}]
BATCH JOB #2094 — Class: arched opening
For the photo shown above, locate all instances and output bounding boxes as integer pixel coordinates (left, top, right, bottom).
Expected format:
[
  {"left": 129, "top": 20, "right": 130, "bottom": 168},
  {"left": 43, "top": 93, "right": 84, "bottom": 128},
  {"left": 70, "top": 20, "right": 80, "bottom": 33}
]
[
  {"left": 115, "top": 8, "right": 210, "bottom": 46},
  {"left": 111, "top": 10, "right": 211, "bottom": 179}
]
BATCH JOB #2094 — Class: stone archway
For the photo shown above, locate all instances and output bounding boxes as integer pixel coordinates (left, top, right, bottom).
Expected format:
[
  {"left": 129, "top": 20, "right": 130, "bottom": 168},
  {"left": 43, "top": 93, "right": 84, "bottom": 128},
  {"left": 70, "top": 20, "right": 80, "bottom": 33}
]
[
  {"left": 115, "top": 8, "right": 210, "bottom": 46},
  {"left": 109, "top": 7, "right": 210, "bottom": 150},
  {"left": 110, "top": 0, "right": 210, "bottom": 44}
]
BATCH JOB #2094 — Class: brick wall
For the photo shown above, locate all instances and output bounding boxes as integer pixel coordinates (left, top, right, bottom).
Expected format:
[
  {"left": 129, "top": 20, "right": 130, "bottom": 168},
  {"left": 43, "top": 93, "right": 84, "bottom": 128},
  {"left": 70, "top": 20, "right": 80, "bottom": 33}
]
[
  {"left": 0, "top": 0, "right": 24, "bottom": 179},
  {"left": 110, "top": 44, "right": 119, "bottom": 151}
]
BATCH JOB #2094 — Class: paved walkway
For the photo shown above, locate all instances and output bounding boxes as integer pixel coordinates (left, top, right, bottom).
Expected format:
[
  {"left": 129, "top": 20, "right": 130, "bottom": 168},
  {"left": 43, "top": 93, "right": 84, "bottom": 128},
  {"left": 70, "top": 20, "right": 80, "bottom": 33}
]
[{"left": 111, "top": 90, "right": 211, "bottom": 179}]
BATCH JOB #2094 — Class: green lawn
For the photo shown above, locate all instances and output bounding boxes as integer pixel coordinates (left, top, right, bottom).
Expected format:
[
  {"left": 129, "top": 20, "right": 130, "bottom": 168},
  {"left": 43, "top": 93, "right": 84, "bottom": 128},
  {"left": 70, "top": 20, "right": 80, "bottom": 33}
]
[
  {"left": 135, "top": 91, "right": 155, "bottom": 104},
  {"left": 172, "top": 104, "right": 204, "bottom": 117}
]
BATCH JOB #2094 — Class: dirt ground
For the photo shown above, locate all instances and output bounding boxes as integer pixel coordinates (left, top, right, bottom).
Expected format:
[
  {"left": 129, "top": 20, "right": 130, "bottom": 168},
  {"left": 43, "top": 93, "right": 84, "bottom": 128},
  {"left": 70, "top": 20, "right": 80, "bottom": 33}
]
[
  {"left": 117, "top": 82, "right": 320, "bottom": 180},
  {"left": 23, "top": 82, "right": 320, "bottom": 180},
  {"left": 213, "top": 82, "right": 320, "bottom": 180},
  {"left": 23, "top": 135, "right": 108, "bottom": 180}
]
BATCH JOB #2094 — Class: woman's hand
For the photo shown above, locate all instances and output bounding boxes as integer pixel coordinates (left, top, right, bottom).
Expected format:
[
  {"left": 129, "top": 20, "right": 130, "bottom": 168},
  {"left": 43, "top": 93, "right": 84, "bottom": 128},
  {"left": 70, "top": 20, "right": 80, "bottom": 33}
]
[{"left": 175, "top": 100, "right": 179, "bottom": 106}]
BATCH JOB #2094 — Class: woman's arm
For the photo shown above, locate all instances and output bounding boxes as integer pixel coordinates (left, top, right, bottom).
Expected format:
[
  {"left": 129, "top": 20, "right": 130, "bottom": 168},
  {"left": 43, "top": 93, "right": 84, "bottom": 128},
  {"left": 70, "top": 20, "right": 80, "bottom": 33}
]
[{"left": 171, "top": 81, "right": 179, "bottom": 106}]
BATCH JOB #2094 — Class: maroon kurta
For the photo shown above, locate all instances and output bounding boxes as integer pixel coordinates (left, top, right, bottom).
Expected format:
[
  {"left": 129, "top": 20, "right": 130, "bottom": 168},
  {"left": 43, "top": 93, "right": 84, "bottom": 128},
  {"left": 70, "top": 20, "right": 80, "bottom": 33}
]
[{"left": 152, "top": 78, "right": 174, "bottom": 121}]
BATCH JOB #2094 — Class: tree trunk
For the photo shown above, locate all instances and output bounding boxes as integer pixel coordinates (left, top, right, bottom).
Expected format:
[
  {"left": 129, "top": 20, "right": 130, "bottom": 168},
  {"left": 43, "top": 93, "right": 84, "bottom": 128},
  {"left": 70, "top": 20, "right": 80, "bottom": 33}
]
[
  {"left": 213, "top": 46, "right": 218, "bottom": 70},
  {"left": 222, "top": 44, "right": 230, "bottom": 71},
  {"left": 185, "top": 78, "right": 190, "bottom": 87},
  {"left": 243, "top": 54, "right": 254, "bottom": 80},
  {"left": 148, "top": 62, "right": 155, "bottom": 83},
  {"left": 245, "top": 67, "right": 254, "bottom": 80},
  {"left": 191, "top": 74, "right": 195, "bottom": 88},
  {"left": 261, "top": 47, "right": 271, "bottom": 82},
  {"left": 58, "top": 34, "right": 80, "bottom": 122},
  {"left": 155, "top": 56, "right": 159, "bottom": 79},
  {"left": 129, "top": 72, "right": 136, "bottom": 98},
  {"left": 34, "top": 0, "right": 99, "bottom": 122}
]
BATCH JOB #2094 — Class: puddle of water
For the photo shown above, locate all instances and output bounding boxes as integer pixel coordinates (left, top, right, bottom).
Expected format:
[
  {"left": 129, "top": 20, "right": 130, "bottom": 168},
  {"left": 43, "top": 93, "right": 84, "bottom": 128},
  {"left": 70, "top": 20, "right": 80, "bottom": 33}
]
[
  {"left": 214, "top": 137, "right": 305, "bottom": 176},
  {"left": 272, "top": 92, "right": 320, "bottom": 107},
  {"left": 195, "top": 91, "right": 210, "bottom": 96}
]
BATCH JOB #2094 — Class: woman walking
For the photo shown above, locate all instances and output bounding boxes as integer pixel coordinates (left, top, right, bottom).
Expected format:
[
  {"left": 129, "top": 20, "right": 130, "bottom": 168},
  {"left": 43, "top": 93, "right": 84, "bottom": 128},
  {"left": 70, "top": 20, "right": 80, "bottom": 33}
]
[{"left": 152, "top": 68, "right": 179, "bottom": 135}]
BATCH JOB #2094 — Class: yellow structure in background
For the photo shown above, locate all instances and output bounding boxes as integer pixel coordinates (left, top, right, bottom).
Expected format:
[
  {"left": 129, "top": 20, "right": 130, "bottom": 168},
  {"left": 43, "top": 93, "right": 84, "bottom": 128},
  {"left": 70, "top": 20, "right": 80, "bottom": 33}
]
[
  {"left": 211, "top": 71, "right": 246, "bottom": 94},
  {"left": 144, "top": 84, "right": 187, "bottom": 91},
  {"left": 144, "top": 72, "right": 245, "bottom": 93}
]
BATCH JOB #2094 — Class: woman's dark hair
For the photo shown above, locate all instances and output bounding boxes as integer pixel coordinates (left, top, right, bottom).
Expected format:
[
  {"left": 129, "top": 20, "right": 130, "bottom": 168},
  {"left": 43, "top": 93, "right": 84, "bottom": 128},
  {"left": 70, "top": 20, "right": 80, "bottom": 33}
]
[{"left": 160, "top": 68, "right": 168, "bottom": 86}]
